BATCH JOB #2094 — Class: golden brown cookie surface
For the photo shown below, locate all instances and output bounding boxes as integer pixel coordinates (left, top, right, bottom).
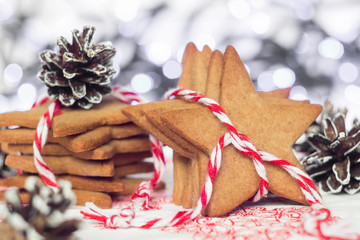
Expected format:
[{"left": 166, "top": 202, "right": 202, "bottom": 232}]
[
  {"left": 160, "top": 46, "right": 322, "bottom": 216},
  {"left": 0, "top": 97, "right": 131, "bottom": 137}
]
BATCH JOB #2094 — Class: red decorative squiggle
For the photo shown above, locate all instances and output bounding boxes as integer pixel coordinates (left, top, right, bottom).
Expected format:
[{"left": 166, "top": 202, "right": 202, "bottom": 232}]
[{"left": 158, "top": 196, "right": 338, "bottom": 240}]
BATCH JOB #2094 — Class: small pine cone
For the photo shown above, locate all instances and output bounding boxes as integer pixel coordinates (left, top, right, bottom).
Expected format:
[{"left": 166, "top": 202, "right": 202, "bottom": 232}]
[
  {"left": 37, "top": 26, "right": 116, "bottom": 109},
  {"left": 0, "top": 142, "right": 16, "bottom": 178},
  {"left": 2, "top": 177, "right": 80, "bottom": 239},
  {"left": 300, "top": 108, "right": 360, "bottom": 195}
]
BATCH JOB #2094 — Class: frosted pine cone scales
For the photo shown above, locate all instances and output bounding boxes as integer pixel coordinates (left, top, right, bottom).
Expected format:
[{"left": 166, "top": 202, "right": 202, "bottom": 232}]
[
  {"left": 300, "top": 111, "right": 360, "bottom": 194},
  {"left": 1, "top": 177, "right": 79, "bottom": 239},
  {"left": 37, "top": 26, "right": 116, "bottom": 109}
]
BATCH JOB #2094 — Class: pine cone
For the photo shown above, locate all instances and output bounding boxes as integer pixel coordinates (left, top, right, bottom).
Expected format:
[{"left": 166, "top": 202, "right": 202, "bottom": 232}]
[
  {"left": 300, "top": 106, "right": 360, "bottom": 195},
  {"left": 0, "top": 142, "right": 16, "bottom": 178},
  {"left": 294, "top": 100, "right": 348, "bottom": 156},
  {"left": 37, "top": 26, "right": 116, "bottom": 109},
  {"left": 0, "top": 143, "right": 6, "bottom": 177},
  {"left": 2, "top": 177, "right": 80, "bottom": 239}
]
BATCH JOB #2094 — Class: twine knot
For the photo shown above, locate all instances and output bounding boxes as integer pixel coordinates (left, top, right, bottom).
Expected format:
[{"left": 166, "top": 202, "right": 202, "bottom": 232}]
[
  {"left": 106, "top": 207, "right": 135, "bottom": 228},
  {"left": 131, "top": 181, "right": 153, "bottom": 210}
]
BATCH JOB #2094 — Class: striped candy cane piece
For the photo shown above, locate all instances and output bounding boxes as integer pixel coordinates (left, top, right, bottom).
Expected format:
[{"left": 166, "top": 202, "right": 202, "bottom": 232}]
[
  {"left": 33, "top": 100, "right": 61, "bottom": 189},
  {"left": 0, "top": 186, "right": 10, "bottom": 191},
  {"left": 31, "top": 91, "right": 50, "bottom": 108},
  {"left": 81, "top": 201, "right": 198, "bottom": 229},
  {"left": 259, "top": 151, "right": 324, "bottom": 206},
  {"left": 112, "top": 86, "right": 146, "bottom": 105}
]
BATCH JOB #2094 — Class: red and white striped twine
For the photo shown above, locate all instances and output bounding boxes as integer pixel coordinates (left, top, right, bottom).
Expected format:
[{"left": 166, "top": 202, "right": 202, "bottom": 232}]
[
  {"left": 32, "top": 87, "right": 359, "bottom": 240},
  {"left": 165, "top": 88, "right": 324, "bottom": 207},
  {"left": 32, "top": 100, "right": 61, "bottom": 190},
  {"left": 112, "top": 86, "right": 146, "bottom": 105},
  {"left": 32, "top": 87, "right": 165, "bottom": 209}
]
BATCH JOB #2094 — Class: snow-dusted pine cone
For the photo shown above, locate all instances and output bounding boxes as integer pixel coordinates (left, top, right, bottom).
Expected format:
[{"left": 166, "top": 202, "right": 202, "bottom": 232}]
[
  {"left": 1, "top": 177, "right": 79, "bottom": 239},
  {"left": 37, "top": 26, "right": 116, "bottom": 109},
  {"left": 0, "top": 142, "right": 16, "bottom": 178},
  {"left": 300, "top": 107, "right": 360, "bottom": 194}
]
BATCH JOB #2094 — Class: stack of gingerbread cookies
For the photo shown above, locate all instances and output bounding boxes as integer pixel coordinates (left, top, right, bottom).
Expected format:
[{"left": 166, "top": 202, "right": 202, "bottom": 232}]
[
  {"left": 0, "top": 97, "right": 164, "bottom": 208},
  {"left": 122, "top": 42, "right": 322, "bottom": 216}
]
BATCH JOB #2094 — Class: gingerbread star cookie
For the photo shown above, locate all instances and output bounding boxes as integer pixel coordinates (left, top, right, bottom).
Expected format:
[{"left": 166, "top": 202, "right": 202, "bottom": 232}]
[
  {"left": 143, "top": 45, "right": 305, "bottom": 210},
  {"left": 159, "top": 46, "right": 321, "bottom": 216},
  {"left": 123, "top": 43, "right": 315, "bottom": 215}
]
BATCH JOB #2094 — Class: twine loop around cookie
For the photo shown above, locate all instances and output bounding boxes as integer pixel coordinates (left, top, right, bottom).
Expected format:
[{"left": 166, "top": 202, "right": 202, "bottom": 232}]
[
  {"left": 165, "top": 88, "right": 270, "bottom": 202},
  {"left": 166, "top": 88, "right": 326, "bottom": 205},
  {"left": 32, "top": 100, "right": 62, "bottom": 190},
  {"left": 32, "top": 86, "right": 166, "bottom": 209}
]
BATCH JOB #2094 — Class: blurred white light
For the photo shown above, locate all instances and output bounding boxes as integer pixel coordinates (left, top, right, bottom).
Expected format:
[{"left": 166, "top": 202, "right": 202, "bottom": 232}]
[
  {"left": 251, "top": 13, "right": 270, "bottom": 35},
  {"left": 295, "top": 1, "right": 314, "bottom": 21},
  {"left": 146, "top": 41, "right": 172, "bottom": 65},
  {"left": 130, "top": 74, "right": 154, "bottom": 93},
  {"left": 257, "top": 71, "right": 275, "bottom": 91},
  {"left": 316, "top": 6, "right": 360, "bottom": 43},
  {"left": 0, "top": 95, "right": 9, "bottom": 113},
  {"left": 4, "top": 63, "right": 23, "bottom": 88},
  {"left": 345, "top": 85, "right": 360, "bottom": 104},
  {"left": 228, "top": 0, "right": 250, "bottom": 20},
  {"left": 318, "top": 38, "right": 344, "bottom": 59},
  {"left": 0, "top": 0, "right": 14, "bottom": 21},
  {"left": 339, "top": 62, "right": 358, "bottom": 83},
  {"left": 163, "top": 60, "right": 182, "bottom": 79},
  {"left": 290, "top": 85, "right": 308, "bottom": 101},
  {"left": 177, "top": 47, "right": 185, "bottom": 63},
  {"left": 22, "top": 19, "right": 49, "bottom": 50},
  {"left": 114, "top": 0, "right": 138, "bottom": 22},
  {"left": 17, "top": 83, "right": 36, "bottom": 104},
  {"left": 273, "top": 68, "right": 296, "bottom": 88},
  {"left": 147, "top": 72, "right": 161, "bottom": 89},
  {"left": 115, "top": 40, "right": 136, "bottom": 67},
  {"left": 250, "top": 0, "right": 269, "bottom": 8},
  {"left": 295, "top": 33, "right": 309, "bottom": 54},
  {"left": 233, "top": 38, "right": 262, "bottom": 60},
  {"left": 194, "top": 34, "right": 216, "bottom": 50}
]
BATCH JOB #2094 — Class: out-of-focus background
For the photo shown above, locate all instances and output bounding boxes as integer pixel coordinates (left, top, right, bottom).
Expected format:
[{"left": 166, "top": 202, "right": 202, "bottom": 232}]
[{"left": 0, "top": 0, "right": 359, "bottom": 122}]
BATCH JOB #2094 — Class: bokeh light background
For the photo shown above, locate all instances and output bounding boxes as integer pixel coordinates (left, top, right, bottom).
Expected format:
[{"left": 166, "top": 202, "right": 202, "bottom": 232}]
[{"left": 0, "top": 0, "right": 360, "bottom": 125}]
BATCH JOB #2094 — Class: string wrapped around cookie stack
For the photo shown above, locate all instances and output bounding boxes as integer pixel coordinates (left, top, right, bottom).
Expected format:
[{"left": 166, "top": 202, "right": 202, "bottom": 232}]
[{"left": 0, "top": 26, "right": 166, "bottom": 209}]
